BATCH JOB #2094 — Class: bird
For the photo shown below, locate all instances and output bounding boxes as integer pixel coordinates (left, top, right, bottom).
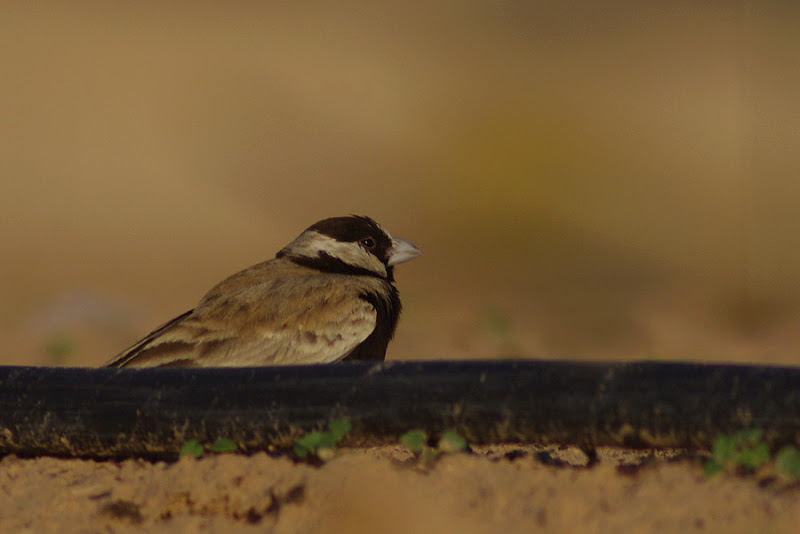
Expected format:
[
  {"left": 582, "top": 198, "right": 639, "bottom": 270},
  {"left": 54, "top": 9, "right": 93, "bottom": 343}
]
[{"left": 105, "top": 215, "right": 421, "bottom": 368}]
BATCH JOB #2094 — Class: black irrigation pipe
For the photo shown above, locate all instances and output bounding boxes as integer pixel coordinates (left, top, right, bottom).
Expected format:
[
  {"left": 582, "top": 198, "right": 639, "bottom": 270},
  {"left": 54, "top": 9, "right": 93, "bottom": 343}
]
[{"left": 0, "top": 359, "right": 799, "bottom": 459}]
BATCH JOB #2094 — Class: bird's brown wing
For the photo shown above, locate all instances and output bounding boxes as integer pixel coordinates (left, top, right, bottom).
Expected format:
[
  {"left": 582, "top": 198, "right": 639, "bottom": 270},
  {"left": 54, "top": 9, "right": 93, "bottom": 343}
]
[
  {"left": 105, "top": 271, "right": 382, "bottom": 368},
  {"left": 104, "top": 310, "right": 195, "bottom": 367}
]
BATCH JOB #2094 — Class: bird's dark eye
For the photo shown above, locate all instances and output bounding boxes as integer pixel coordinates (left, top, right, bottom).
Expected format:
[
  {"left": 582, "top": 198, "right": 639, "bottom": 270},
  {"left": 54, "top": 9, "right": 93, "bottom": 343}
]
[{"left": 361, "top": 238, "right": 376, "bottom": 250}]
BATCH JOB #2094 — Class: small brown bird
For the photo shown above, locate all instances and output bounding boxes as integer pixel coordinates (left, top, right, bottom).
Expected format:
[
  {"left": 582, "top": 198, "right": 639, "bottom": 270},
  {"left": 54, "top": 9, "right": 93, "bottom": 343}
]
[{"left": 105, "top": 216, "right": 420, "bottom": 368}]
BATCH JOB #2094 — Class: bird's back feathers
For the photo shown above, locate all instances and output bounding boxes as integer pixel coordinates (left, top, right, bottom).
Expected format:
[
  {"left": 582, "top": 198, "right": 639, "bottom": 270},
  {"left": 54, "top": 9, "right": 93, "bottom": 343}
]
[{"left": 106, "top": 258, "right": 397, "bottom": 367}]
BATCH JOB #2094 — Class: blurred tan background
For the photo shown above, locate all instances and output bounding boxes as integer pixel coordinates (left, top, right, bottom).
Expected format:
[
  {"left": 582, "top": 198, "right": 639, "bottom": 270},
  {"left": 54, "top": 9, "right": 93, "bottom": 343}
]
[{"left": 2, "top": 2, "right": 799, "bottom": 367}]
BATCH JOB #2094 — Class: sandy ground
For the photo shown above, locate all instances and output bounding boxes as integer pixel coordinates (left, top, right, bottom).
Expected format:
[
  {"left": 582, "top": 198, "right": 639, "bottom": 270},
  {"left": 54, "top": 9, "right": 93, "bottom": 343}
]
[{"left": 2, "top": 445, "right": 798, "bottom": 534}]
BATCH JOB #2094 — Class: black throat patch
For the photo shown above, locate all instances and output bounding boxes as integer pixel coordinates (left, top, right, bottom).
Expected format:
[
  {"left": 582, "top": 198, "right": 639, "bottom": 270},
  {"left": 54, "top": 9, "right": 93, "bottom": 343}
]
[{"left": 344, "top": 286, "right": 402, "bottom": 361}]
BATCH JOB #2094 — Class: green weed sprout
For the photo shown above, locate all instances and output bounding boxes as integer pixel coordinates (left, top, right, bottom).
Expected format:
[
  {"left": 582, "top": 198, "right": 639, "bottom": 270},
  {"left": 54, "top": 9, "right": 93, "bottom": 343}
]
[
  {"left": 293, "top": 420, "right": 352, "bottom": 461},
  {"left": 399, "top": 429, "right": 468, "bottom": 462},
  {"left": 179, "top": 438, "right": 238, "bottom": 459},
  {"left": 775, "top": 446, "right": 800, "bottom": 479},
  {"left": 704, "top": 428, "right": 800, "bottom": 482}
]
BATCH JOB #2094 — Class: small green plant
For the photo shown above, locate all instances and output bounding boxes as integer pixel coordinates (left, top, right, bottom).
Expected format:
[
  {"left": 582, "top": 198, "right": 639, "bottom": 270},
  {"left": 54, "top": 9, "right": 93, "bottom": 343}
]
[
  {"left": 399, "top": 429, "right": 468, "bottom": 462},
  {"left": 704, "top": 429, "right": 772, "bottom": 475},
  {"left": 44, "top": 335, "right": 75, "bottom": 363},
  {"left": 399, "top": 429, "right": 428, "bottom": 453},
  {"left": 481, "top": 307, "right": 513, "bottom": 338},
  {"left": 179, "top": 439, "right": 205, "bottom": 459},
  {"left": 704, "top": 428, "right": 800, "bottom": 480},
  {"left": 179, "top": 438, "right": 238, "bottom": 459},
  {"left": 704, "top": 428, "right": 800, "bottom": 483},
  {"left": 439, "top": 430, "right": 468, "bottom": 453},
  {"left": 479, "top": 307, "right": 520, "bottom": 357},
  {"left": 293, "top": 420, "right": 352, "bottom": 461},
  {"left": 209, "top": 438, "right": 237, "bottom": 453},
  {"left": 775, "top": 446, "right": 800, "bottom": 479}
]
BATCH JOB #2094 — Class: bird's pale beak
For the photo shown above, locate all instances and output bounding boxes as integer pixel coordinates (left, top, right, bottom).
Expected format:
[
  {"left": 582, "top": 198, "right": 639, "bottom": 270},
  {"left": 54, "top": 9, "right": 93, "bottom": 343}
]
[{"left": 387, "top": 238, "right": 422, "bottom": 266}]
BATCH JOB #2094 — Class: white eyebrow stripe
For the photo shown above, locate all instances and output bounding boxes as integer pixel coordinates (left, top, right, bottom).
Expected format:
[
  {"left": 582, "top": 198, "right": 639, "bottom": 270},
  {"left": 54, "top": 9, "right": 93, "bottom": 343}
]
[{"left": 283, "top": 231, "right": 388, "bottom": 278}]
